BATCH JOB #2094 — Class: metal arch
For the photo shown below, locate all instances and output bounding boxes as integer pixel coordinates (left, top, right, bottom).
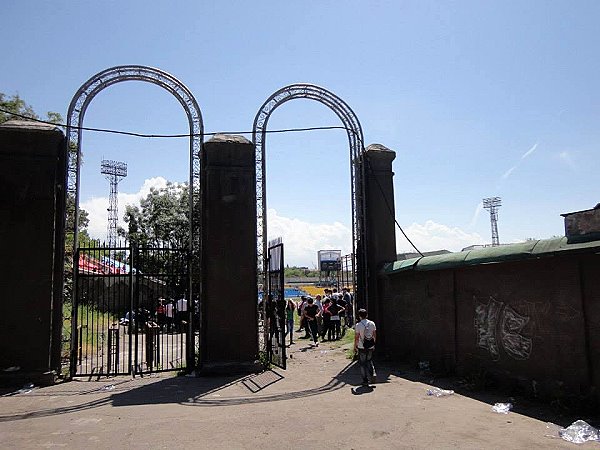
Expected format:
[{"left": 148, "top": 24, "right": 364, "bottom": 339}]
[
  {"left": 252, "top": 83, "right": 368, "bottom": 306},
  {"left": 64, "top": 65, "right": 204, "bottom": 372}
]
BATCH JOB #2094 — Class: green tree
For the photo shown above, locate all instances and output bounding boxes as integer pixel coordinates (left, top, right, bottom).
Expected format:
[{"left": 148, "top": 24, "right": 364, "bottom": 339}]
[
  {"left": 284, "top": 266, "right": 319, "bottom": 278},
  {"left": 0, "top": 92, "right": 63, "bottom": 124},
  {"left": 117, "top": 182, "right": 189, "bottom": 276},
  {"left": 119, "top": 182, "right": 189, "bottom": 248},
  {"left": 63, "top": 195, "right": 94, "bottom": 300}
]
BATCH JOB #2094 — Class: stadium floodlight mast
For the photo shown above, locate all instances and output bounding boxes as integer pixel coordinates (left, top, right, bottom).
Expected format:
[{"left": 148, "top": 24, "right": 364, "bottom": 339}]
[
  {"left": 101, "top": 160, "right": 127, "bottom": 249},
  {"left": 482, "top": 196, "right": 502, "bottom": 246}
]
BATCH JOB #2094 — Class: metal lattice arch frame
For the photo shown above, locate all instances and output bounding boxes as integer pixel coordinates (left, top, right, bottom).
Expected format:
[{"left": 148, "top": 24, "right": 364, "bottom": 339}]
[
  {"left": 65, "top": 65, "right": 204, "bottom": 301},
  {"left": 252, "top": 83, "right": 367, "bottom": 302}
]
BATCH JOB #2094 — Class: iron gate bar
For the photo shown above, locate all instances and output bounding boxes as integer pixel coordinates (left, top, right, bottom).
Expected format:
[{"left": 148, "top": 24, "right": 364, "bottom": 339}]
[
  {"left": 65, "top": 66, "right": 204, "bottom": 377},
  {"left": 128, "top": 245, "right": 134, "bottom": 374},
  {"left": 266, "top": 242, "right": 286, "bottom": 369},
  {"left": 134, "top": 247, "right": 140, "bottom": 375},
  {"left": 72, "top": 242, "right": 190, "bottom": 377},
  {"left": 73, "top": 242, "right": 133, "bottom": 377}
]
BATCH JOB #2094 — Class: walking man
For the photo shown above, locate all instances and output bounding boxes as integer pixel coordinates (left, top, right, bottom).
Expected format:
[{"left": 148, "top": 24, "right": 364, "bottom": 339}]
[
  {"left": 354, "top": 308, "right": 377, "bottom": 385},
  {"left": 303, "top": 297, "right": 321, "bottom": 347}
]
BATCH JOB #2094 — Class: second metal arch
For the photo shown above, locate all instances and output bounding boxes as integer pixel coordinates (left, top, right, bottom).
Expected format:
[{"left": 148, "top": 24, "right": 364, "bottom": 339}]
[{"left": 252, "top": 83, "right": 368, "bottom": 305}]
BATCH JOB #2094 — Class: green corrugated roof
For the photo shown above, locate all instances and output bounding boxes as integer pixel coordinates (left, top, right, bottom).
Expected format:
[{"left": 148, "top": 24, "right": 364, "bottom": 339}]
[
  {"left": 386, "top": 257, "right": 420, "bottom": 272},
  {"left": 383, "top": 236, "right": 600, "bottom": 274},
  {"left": 417, "top": 251, "right": 469, "bottom": 270},
  {"left": 464, "top": 240, "right": 538, "bottom": 265}
]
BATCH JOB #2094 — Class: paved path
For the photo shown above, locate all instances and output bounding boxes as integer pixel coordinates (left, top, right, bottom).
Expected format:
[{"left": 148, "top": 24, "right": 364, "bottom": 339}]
[{"left": 0, "top": 338, "right": 596, "bottom": 449}]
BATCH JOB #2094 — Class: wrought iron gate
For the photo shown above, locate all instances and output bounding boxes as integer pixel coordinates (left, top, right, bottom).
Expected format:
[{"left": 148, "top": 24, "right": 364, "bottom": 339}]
[
  {"left": 266, "top": 241, "right": 286, "bottom": 369},
  {"left": 71, "top": 242, "right": 191, "bottom": 377}
]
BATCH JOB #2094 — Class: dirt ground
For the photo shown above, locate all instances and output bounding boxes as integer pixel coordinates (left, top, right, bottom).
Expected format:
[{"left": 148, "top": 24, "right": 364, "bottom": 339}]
[{"left": 0, "top": 337, "right": 598, "bottom": 449}]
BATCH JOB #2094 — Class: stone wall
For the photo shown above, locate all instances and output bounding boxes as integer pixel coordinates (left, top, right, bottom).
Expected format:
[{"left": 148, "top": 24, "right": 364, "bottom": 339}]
[
  {"left": 379, "top": 250, "right": 600, "bottom": 400},
  {"left": 0, "top": 121, "right": 66, "bottom": 380}
]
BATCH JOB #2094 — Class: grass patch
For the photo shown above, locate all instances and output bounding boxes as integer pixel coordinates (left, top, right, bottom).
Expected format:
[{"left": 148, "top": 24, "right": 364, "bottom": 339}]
[
  {"left": 327, "top": 325, "right": 355, "bottom": 359},
  {"left": 62, "top": 304, "right": 119, "bottom": 359}
]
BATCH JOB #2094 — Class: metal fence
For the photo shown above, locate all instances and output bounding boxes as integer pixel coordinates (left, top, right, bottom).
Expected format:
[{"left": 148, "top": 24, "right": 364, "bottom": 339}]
[{"left": 71, "top": 242, "right": 192, "bottom": 377}]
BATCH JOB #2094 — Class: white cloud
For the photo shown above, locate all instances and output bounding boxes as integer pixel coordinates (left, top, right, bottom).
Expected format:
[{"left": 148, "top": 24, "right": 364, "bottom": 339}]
[
  {"left": 84, "top": 181, "right": 353, "bottom": 267},
  {"left": 398, "top": 220, "right": 486, "bottom": 253},
  {"left": 501, "top": 166, "right": 517, "bottom": 180},
  {"left": 82, "top": 179, "right": 485, "bottom": 265},
  {"left": 81, "top": 177, "right": 170, "bottom": 241},
  {"left": 267, "top": 208, "right": 352, "bottom": 268},
  {"left": 500, "top": 142, "right": 539, "bottom": 181},
  {"left": 558, "top": 151, "right": 577, "bottom": 170},
  {"left": 521, "top": 142, "right": 538, "bottom": 159},
  {"left": 469, "top": 202, "right": 484, "bottom": 228}
]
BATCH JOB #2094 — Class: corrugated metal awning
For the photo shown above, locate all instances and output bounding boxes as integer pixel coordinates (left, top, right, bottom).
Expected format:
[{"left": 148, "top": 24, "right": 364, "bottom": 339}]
[{"left": 383, "top": 237, "right": 600, "bottom": 274}]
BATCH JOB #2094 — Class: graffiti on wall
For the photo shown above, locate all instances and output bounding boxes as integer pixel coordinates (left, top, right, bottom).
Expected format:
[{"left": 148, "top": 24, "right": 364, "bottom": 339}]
[{"left": 474, "top": 296, "right": 532, "bottom": 361}]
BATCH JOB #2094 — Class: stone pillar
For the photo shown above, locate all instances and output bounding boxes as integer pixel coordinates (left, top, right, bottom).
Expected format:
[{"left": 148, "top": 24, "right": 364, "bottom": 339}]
[
  {"left": 200, "top": 135, "right": 258, "bottom": 373},
  {"left": 0, "top": 120, "right": 66, "bottom": 384},
  {"left": 362, "top": 144, "right": 397, "bottom": 331}
]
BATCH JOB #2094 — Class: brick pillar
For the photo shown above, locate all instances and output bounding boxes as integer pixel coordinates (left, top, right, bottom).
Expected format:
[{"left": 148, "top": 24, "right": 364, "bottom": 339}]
[
  {"left": 0, "top": 120, "right": 66, "bottom": 383},
  {"left": 200, "top": 135, "right": 259, "bottom": 373},
  {"left": 363, "top": 144, "right": 397, "bottom": 331}
]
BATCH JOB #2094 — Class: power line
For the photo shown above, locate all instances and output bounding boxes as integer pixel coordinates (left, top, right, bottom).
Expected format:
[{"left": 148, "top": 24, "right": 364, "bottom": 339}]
[
  {"left": 0, "top": 107, "right": 348, "bottom": 138},
  {"left": 363, "top": 157, "right": 424, "bottom": 257},
  {"left": 0, "top": 106, "right": 423, "bottom": 255}
]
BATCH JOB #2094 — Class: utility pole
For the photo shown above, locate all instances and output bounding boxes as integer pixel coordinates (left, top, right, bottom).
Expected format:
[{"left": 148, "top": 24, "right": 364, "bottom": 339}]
[
  {"left": 101, "top": 160, "right": 127, "bottom": 248},
  {"left": 483, "top": 197, "right": 502, "bottom": 246}
]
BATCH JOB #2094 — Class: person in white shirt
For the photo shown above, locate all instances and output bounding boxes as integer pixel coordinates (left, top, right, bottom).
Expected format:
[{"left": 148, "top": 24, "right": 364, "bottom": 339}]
[
  {"left": 353, "top": 308, "right": 377, "bottom": 386},
  {"left": 314, "top": 295, "right": 324, "bottom": 313},
  {"left": 165, "top": 300, "right": 174, "bottom": 332},
  {"left": 176, "top": 296, "right": 188, "bottom": 330}
]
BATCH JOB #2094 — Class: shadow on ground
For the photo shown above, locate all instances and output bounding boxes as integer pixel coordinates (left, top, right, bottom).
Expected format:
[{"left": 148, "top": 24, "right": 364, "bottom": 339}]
[
  {"left": 3, "top": 359, "right": 590, "bottom": 428},
  {"left": 388, "top": 362, "right": 599, "bottom": 428},
  {"left": 0, "top": 361, "right": 395, "bottom": 422},
  {"left": 110, "top": 360, "right": 395, "bottom": 407}
]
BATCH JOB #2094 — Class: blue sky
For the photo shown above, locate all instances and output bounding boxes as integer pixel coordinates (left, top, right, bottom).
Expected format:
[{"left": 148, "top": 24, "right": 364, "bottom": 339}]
[{"left": 3, "top": 1, "right": 599, "bottom": 266}]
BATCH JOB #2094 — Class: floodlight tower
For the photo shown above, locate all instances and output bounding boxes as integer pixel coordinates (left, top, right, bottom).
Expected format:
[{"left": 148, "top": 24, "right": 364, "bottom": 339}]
[
  {"left": 483, "top": 196, "right": 502, "bottom": 246},
  {"left": 101, "top": 160, "right": 127, "bottom": 248}
]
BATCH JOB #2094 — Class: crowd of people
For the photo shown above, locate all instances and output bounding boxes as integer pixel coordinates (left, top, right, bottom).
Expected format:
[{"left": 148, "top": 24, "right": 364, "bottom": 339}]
[
  {"left": 119, "top": 296, "right": 194, "bottom": 333},
  {"left": 285, "top": 287, "right": 354, "bottom": 347},
  {"left": 283, "top": 290, "right": 377, "bottom": 386},
  {"left": 155, "top": 297, "right": 189, "bottom": 332}
]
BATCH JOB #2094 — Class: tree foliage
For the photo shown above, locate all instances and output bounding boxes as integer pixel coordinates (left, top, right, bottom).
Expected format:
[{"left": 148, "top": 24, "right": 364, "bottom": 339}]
[
  {"left": 0, "top": 92, "right": 63, "bottom": 124},
  {"left": 284, "top": 267, "right": 318, "bottom": 278},
  {"left": 119, "top": 182, "right": 189, "bottom": 248}
]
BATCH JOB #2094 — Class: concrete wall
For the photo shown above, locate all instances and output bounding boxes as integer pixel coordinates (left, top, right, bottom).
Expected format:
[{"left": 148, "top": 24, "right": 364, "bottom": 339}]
[
  {"left": 361, "top": 144, "right": 397, "bottom": 329},
  {"left": 380, "top": 253, "right": 600, "bottom": 398},
  {"left": 200, "top": 135, "right": 258, "bottom": 372},
  {"left": 0, "top": 121, "right": 66, "bottom": 378},
  {"left": 382, "top": 270, "right": 456, "bottom": 372},
  {"left": 580, "top": 254, "right": 600, "bottom": 393}
]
